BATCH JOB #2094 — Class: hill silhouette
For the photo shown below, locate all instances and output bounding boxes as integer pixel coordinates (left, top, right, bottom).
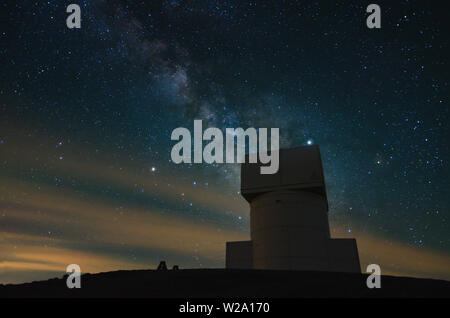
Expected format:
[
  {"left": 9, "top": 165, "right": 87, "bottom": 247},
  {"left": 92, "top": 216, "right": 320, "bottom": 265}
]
[{"left": 1, "top": 269, "right": 449, "bottom": 298}]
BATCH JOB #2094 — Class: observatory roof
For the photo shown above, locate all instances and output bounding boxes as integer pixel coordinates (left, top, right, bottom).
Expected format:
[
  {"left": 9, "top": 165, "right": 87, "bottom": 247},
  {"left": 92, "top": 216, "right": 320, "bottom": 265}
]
[{"left": 241, "top": 145, "right": 328, "bottom": 207}]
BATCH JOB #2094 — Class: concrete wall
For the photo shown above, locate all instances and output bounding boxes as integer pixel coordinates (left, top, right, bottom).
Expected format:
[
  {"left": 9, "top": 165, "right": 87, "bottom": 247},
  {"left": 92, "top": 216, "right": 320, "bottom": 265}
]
[
  {"left": 250, "top": 190, "right": 330, "bottom": 271},
  {"left": 226, "top": 241, "right": 252, "bottom": 269},
  {"left": 327, "top": 239, "right": 361, "bottom": 273}
]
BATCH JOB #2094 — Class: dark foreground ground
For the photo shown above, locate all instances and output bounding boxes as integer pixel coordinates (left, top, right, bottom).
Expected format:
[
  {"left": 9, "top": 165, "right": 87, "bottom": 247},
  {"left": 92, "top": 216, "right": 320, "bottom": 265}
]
[{"left": 1, "top": 269, "right": 449, "bottom": 298}]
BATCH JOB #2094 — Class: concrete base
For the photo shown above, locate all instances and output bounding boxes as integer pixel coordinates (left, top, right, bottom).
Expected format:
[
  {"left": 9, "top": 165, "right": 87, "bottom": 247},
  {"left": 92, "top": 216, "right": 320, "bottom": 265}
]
[
  {"left": 327, "top": 238, "right": 361, "bottom": 273},
  {"left": 225, "top": 241, "right": 252, "bottom": 269},
  {"left": 226, "top": 238, "right": 360, "bottom": 273}
]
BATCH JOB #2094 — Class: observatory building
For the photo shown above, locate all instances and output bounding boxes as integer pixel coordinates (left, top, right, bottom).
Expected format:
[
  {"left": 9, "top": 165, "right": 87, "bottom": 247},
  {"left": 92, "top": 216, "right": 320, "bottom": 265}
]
[{"left": 226, "top": 146, "right": 360, "bottom": 273}]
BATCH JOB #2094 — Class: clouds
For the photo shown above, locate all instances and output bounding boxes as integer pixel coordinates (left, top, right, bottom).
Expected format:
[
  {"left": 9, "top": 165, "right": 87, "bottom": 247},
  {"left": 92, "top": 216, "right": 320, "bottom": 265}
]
[
  {"left": 0, "top": 171, "right": 248, "bottom": 284},
  {"left": 0, "top": 126, "right": 250, "bottom": 283}
]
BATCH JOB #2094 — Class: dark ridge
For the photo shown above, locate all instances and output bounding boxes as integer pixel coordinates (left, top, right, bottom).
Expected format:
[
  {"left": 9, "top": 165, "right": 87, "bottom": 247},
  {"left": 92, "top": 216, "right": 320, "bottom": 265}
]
[{"left": 1, "top": 269, "right": 449, "bottom": 298}]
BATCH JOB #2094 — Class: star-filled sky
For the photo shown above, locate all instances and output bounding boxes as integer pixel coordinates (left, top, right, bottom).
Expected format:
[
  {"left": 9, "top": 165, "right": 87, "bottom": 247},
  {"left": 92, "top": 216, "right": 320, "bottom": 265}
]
[{"left": 1, "top": 0, "right": 449, "bottom": 284}]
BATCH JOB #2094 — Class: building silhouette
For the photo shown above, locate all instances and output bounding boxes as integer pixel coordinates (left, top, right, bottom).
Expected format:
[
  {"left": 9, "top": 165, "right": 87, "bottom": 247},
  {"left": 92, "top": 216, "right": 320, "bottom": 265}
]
[{"left": 226, "top": 146, "right": 360, "bottom": 272}]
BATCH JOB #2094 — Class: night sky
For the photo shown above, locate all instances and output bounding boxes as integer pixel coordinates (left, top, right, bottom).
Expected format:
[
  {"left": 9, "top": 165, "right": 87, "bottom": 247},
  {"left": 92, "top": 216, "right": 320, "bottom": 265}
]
[{"left": 1, "top": 0, "right": 449, "bottom": 284}]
